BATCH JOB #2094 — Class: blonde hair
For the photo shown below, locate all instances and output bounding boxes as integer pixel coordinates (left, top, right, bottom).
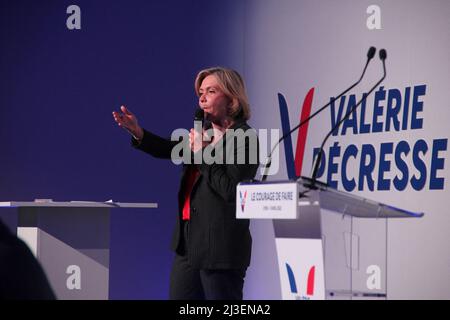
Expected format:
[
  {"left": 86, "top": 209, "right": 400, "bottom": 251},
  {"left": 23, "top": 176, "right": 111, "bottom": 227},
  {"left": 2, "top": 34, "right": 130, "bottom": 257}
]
[{"left": 194, "top": 67, "right": 251, "bottom": 121}]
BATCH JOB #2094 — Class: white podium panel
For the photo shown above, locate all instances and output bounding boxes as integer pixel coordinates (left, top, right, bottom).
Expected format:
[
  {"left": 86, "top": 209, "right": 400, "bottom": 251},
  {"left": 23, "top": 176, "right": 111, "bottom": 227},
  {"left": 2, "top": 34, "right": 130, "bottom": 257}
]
[
  {"left": 0, "top": 201, "right": 157, "bottom": 300},
  {"left": 237, "top": 178, "right": 423, "bottom": 300},
  {"left": 276, "top": 238, "right": 325, "bottom": 300},
  {"left": 236, "top": 182, "right": 298, "bottom": 219}
]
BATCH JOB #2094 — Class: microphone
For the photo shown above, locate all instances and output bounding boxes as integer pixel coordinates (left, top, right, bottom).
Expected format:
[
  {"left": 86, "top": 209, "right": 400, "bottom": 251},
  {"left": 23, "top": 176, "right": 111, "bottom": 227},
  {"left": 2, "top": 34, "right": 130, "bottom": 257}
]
[
  {"left": 192, "top": 107, "right": 205, "bottom": 150},
  {"left": 309, "top": 49, "right": 387, "bottom": 188},
  {"left": 194, "top": 107, "right": 204, "bottom": 125},
  {"left": 260, "top": 47, "right": 377, "bottom": 182},
  {"left": 194, "top": 107, "right": 212, "bottom": 130}
]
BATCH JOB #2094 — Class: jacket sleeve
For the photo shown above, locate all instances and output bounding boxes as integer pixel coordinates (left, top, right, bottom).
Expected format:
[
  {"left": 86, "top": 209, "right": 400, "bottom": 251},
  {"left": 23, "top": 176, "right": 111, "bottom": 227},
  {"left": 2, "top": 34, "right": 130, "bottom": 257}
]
[
  {"left": 131, "top": 128, "right": 181, "bottom": 159},
  {"left": 196, "top": 130, "right": 259, "bottom": 203}
]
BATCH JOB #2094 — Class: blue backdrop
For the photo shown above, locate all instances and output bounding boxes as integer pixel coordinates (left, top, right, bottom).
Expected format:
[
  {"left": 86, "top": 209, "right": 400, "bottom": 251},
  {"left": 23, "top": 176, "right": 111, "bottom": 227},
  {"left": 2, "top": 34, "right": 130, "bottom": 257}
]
[{"left": 0, "top": 0, "right": 244, "bottom": 299}]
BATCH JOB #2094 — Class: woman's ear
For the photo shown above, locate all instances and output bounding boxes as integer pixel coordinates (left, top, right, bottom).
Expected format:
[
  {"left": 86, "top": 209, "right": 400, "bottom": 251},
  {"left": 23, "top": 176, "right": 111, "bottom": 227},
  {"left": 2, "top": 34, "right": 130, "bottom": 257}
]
[
  {"left": 226, "top": 98, "right": 240, "bottom": 119},
  {"left": 232, "top": 98, "right": 239, "bottom": 109},
  {"left": 228, "top": 98, "right": 239, "bottom": 113}
]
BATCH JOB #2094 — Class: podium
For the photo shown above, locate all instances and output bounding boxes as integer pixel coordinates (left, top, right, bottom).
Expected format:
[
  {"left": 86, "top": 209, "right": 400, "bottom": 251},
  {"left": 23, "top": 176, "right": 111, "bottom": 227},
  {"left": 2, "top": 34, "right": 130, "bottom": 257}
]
[
  {"left": 0, "top": 201, "right": 157, "bottom": 300},
  {"left": 236, "top": 178, "right": 423, "bottom": 300}
]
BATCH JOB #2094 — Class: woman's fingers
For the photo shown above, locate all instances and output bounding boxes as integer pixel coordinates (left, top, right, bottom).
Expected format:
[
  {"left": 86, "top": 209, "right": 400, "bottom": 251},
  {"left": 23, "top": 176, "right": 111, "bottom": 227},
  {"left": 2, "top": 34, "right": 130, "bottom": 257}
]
[
  {"left": 112, "top": 111, "right": 130, "bottom": 129},
  {"left": 190, "top": 128, "right": 210, "bottom": 152},
  {"left": 121, "top": 105, "right": 133, "bottom": 115},
  {"left": 112, "top": 111, "right": 123, "bottom": 122},
  {"left": 189, "top": 129, "right": 194, "bottom": 147},
  {"left": 112, "top": 111, "right": 121, "bottom": 123}
]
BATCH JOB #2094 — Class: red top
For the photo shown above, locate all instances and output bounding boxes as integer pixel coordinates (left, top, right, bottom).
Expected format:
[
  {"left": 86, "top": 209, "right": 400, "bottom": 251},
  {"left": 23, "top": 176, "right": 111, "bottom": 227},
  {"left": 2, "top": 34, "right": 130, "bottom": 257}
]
[{"left": 182, "top": 166, "right": 200, "bottom": 220}]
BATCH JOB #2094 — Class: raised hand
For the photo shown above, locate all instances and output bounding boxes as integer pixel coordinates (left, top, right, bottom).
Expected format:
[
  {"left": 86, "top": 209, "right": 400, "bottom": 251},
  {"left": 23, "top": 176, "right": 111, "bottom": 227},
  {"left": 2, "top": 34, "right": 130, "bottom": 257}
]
[{"left": 112, "top": 105, "right": 144, "bottom": 140}]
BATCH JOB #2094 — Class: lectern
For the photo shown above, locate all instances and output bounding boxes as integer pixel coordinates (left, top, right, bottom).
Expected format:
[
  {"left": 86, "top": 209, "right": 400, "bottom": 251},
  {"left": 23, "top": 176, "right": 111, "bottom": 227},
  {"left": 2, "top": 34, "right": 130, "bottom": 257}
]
[
  {"left": 0, "top": 201, "right": 157, "bottom": 300},
  {"left": 236, "top": 178, "right": 423, "bottom": 300}
]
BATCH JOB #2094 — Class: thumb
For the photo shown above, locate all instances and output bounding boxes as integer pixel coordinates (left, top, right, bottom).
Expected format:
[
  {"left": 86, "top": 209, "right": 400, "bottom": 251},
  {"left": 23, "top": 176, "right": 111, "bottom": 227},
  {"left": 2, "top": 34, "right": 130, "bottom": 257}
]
[{"left": 121, "top": 105, "right": 133, "bottom": 115}]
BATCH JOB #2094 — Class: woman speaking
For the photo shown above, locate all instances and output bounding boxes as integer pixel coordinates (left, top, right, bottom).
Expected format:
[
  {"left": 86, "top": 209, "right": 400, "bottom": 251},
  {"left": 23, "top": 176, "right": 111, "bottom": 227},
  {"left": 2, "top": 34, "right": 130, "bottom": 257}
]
[{"left": 112, "top": 67, "right": 259, "bottom": 300}]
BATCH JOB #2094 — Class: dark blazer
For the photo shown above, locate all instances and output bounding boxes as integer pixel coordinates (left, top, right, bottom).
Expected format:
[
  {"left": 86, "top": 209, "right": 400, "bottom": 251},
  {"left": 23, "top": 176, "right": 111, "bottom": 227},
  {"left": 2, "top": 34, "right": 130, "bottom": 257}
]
[{"left": 132, "top": 119, "right": 259, "bottom": 269}]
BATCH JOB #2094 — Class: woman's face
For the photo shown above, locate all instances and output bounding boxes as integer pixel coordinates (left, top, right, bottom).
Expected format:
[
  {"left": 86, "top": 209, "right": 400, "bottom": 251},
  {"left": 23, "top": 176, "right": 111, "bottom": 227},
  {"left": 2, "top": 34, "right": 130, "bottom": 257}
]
[{"left": 198, "top": 75, "right": 231, "bottom": 123}]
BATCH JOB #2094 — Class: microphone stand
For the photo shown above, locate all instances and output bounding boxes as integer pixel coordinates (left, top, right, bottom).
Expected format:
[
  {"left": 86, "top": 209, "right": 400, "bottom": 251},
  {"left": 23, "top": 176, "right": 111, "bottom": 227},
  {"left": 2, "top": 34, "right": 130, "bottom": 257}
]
[
  {"left": 261, "top": 47, "right": 377, "bottom": 182},
  {"left": 307, "top": 49, "right": 387, "bottom": 189}
]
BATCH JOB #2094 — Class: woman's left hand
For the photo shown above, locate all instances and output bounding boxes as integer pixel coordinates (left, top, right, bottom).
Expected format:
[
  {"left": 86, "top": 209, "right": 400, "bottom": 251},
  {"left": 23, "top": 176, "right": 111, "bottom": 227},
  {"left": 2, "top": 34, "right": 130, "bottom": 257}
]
[{"left": 189, "top": 128, "right": 210, "bottom": 153}]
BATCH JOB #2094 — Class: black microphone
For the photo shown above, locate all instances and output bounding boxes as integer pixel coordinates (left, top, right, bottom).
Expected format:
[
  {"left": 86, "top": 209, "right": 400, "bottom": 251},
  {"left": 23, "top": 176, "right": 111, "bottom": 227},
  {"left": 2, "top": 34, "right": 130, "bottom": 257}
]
[
  {"left": 260, "top": 47, "right": 377, "bottom": 182},
  {"left": 194, "top": 107, "right": 204, "bottom": 125},
  {"left": 194, "top": 107, "right": 212, "bottom": 130},
  {"left": 309, "top": 49, "right": 387, "bottom": 188},
  {"left": 192, "top": 108, "right": 205, "bottom": 151}
]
